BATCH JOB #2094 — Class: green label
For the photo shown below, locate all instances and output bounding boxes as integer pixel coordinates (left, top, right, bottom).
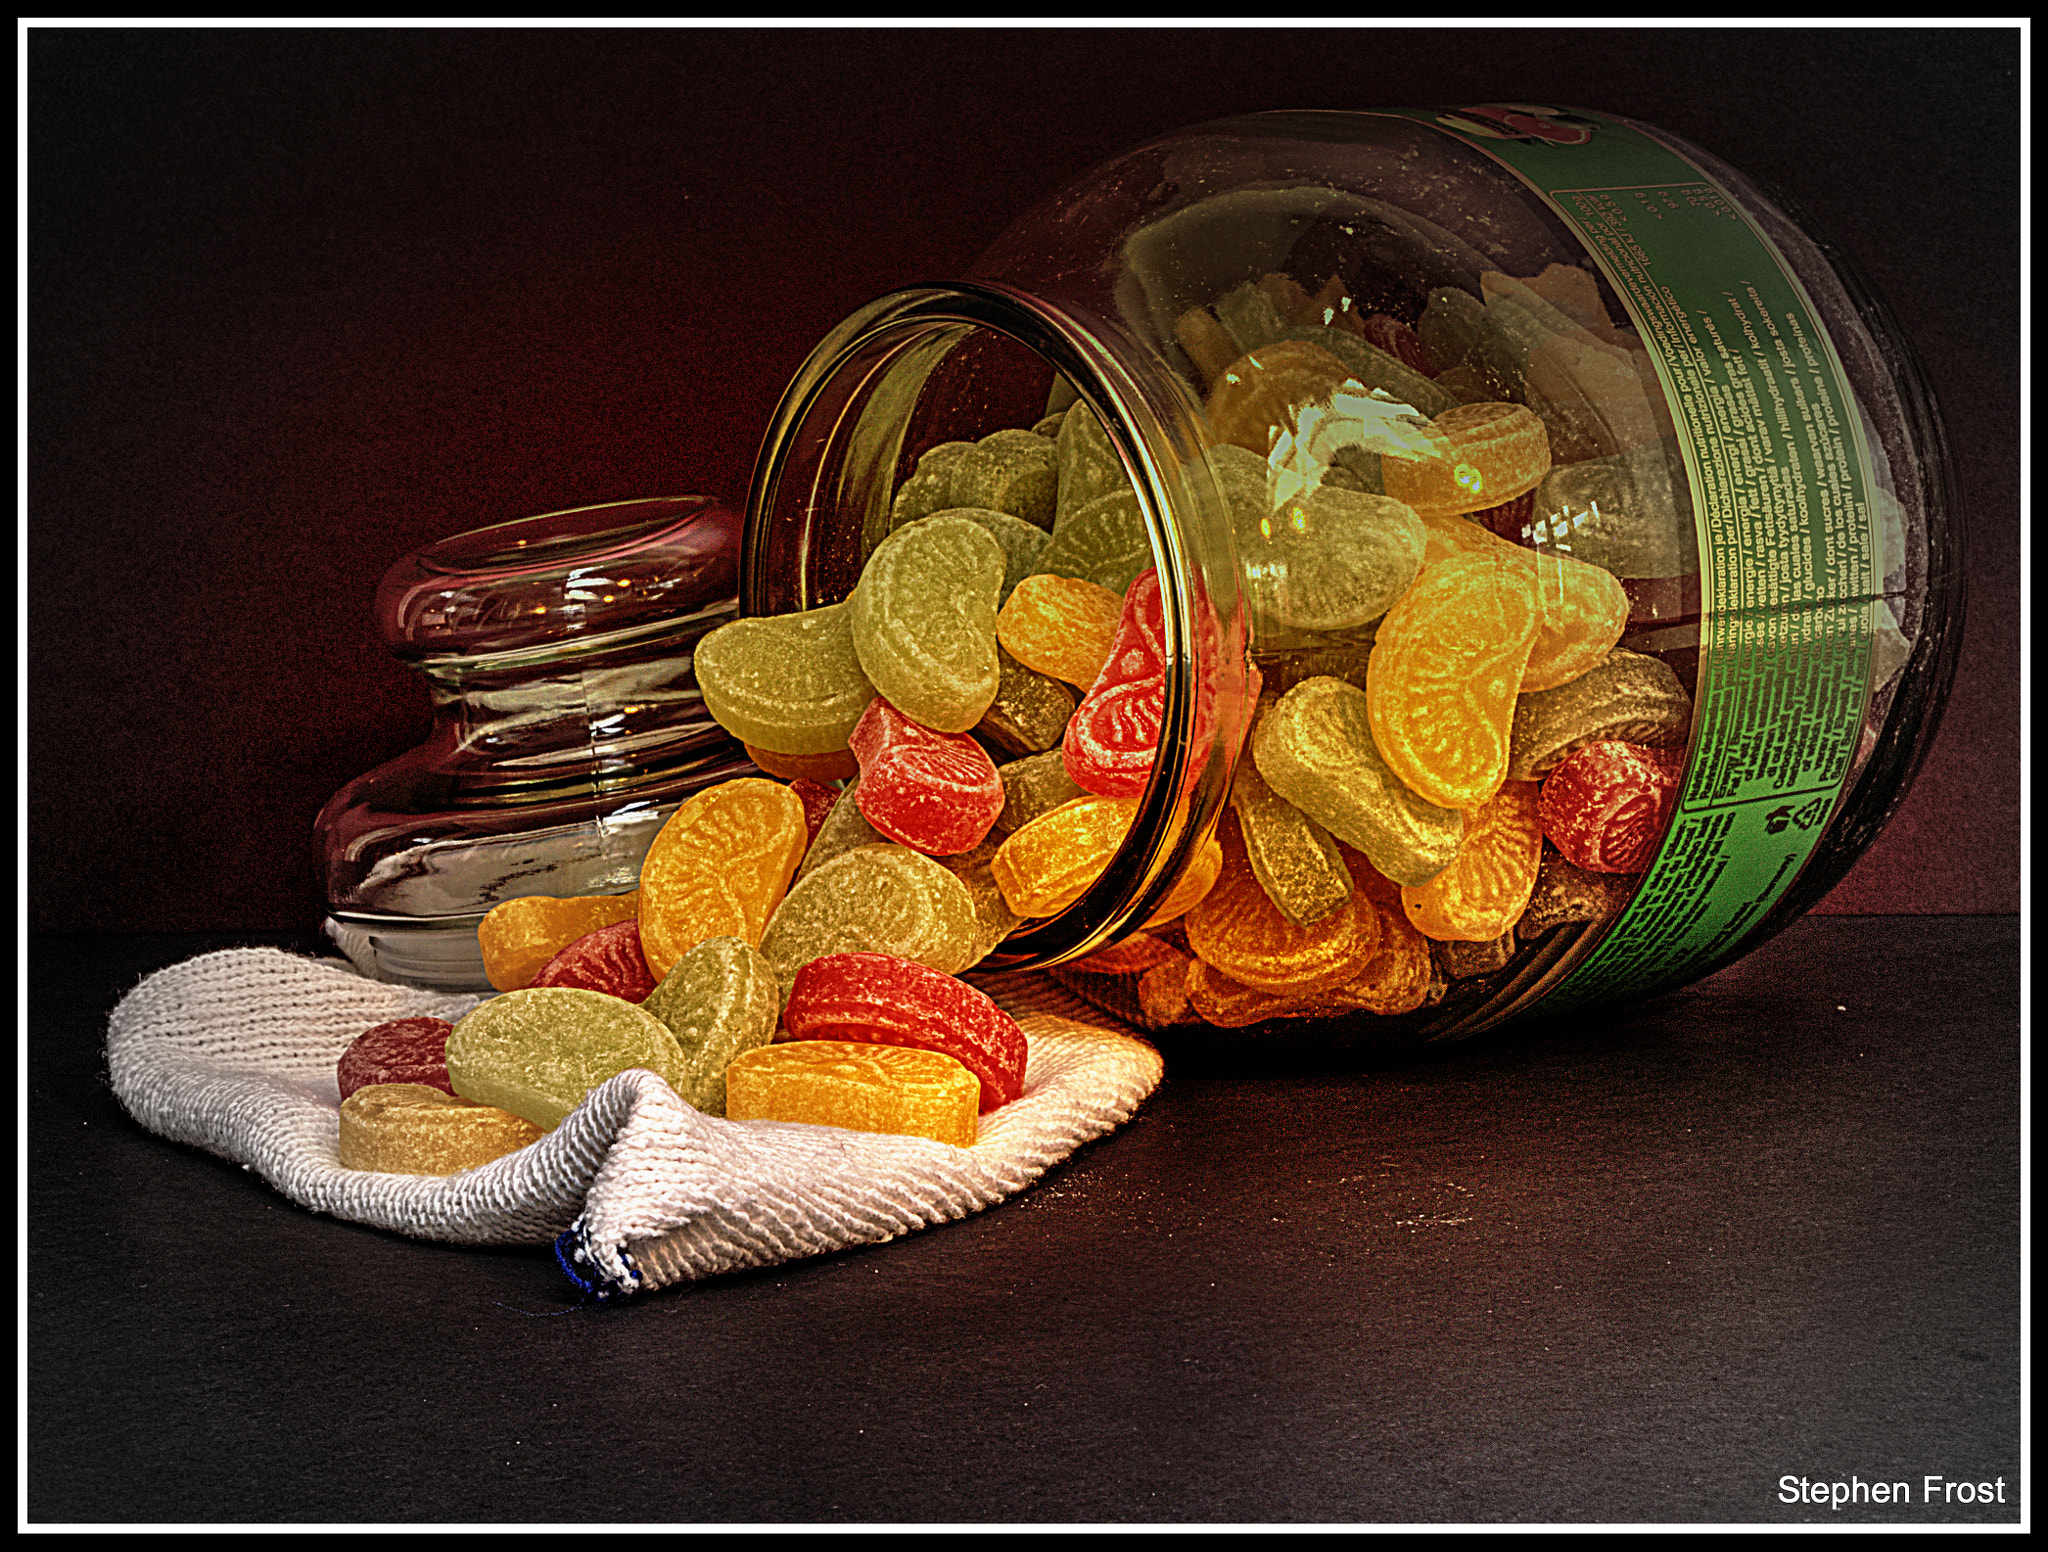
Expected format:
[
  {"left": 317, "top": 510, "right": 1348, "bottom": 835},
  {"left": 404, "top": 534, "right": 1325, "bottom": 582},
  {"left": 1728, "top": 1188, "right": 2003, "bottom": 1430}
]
[{"left": 1376, "top": 106, "right": 1882, "bottom": 1010}]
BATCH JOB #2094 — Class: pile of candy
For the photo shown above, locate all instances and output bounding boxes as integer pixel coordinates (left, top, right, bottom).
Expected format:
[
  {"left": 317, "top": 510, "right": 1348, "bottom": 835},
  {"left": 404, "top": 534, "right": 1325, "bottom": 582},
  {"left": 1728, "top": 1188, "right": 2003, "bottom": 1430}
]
[{"left": 334, "top": 256, "right": 1704, "bottom": 1172}]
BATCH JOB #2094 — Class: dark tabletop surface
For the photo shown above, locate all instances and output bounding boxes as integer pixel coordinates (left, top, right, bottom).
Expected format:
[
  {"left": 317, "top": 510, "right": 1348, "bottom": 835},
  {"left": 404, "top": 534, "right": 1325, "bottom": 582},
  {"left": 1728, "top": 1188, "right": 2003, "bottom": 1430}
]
[{"left": 26, "top": 914, "right": 2020, "bottom": 1528}]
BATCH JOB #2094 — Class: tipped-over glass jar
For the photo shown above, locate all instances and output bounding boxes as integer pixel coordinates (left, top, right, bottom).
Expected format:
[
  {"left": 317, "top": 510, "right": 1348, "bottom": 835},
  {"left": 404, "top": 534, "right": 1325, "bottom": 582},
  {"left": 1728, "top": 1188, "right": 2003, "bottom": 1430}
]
[
  {"left": 744, "top": 105, "right": 1961, "bottom": 1057},
  {"left": 317, "top": 495, "right": 755, "bottom": 991}
]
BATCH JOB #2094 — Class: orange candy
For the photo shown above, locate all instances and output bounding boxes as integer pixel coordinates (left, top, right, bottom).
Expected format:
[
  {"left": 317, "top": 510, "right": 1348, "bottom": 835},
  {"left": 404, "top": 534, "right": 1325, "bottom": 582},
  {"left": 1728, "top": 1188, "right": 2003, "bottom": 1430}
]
[
  {"left": 1184, "top": 810, "right": 1382, "bottom": 996},
  {"left": 1367, "top": 549, "right": 1542, "bottom": 811},
  {"left": 477, "top": 890, "right": 641, "bottom": 993},
  {"left": 1380, "top": 401, "right": 1552, "bottom": 518},
  {"left": 637, "top": 778, "right": 808, "bottom": 978},
  {"left": 996, "top": 572, "right": 1125, "bottom": 689},
  {"left": 1204, "top": 339, "right": 1354, "bottom": 455},
  {"left": 1399, "top": 782, "right": 1544, "bottom": 942},
  {"left": 989, "top": 795, "right": 1222, "bottom": 928}
]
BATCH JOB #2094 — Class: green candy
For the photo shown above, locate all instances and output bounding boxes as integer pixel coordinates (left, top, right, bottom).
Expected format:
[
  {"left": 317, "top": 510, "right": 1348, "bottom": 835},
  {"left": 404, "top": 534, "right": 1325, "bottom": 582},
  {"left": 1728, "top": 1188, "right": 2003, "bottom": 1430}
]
[
  {"left": 1228, "top": 759, "right": 1352, "bottom": 928},
  {"left": 1416, "top": 286, "right": 1487, "bottom": 377},
  {"left": 888, "top": 440, "right": 976, "bottom": 530},
  {"left": 759, "top": 843, "right": 982, "bottom": 991},
  {"left": 1252, "top": 676, "right": 1463, "bottom": 887},
  {"left": 640, "top": 937, "right": 780, "bottom": 1117},
  {"left": 1530, "top": 438, "right": 1697, "bottom": 580},
  {"left": 1053, "top": 400, "right": 1134, "bottom": 527},
  {"left": 975, "top": 645, "right": 1077, "bottom": 758},
  {"left": 445, "top": 988, "right": 687, "bottom": 1132},
  {"left": 990, "top": 748, "right": 1088, "bottom": 836},
  {"left": 1507, "top": 648, "right": 1693, "bottom": 781},
  {"left": 1214, "top": 443, "right": 1425, "bottom": 634},
  {"left": 950, "top": 428, "right": 1059, "bottom": 531},
  {"left": 848, "top": 513, "right": 1006, "bottom": 735},
  {"left": 695, "top": 599, "right": 876, "bottom": 756},
  {"left": 1038, "top": 487, "right": 1153, "bottom": 594},
  {"left": 917, "top": 506, "right": 1051, "bottom": 603},
  {"left": 1273, "top": 323, "right": 1460, "bottom": 418}
]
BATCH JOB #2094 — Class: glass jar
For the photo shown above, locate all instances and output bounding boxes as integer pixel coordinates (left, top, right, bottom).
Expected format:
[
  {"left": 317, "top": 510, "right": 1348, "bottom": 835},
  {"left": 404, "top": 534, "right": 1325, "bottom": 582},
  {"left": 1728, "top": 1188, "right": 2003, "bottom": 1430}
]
[
  {"left": 746, "top": 105, "right": 1962, "bottom": 1057},
  {"left": 317, "top": 495, "right": 756, "bottom": 991}
]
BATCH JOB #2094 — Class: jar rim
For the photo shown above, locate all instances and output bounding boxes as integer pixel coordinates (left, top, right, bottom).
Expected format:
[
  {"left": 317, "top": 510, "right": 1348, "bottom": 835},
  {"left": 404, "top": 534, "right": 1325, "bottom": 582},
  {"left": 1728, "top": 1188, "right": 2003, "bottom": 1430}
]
[{"left": 406, "top": 495, "right": 726, "bottom": 581}]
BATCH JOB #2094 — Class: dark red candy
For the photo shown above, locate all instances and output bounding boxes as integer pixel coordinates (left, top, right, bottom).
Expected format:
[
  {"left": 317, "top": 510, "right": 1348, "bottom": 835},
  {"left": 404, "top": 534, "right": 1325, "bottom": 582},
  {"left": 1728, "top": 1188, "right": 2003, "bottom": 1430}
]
[
  {"left": 1362, "top": 312, "right": 1436, "bottom": 377},
  {"left": 779, "top": 951, "right": 1028, "bottom": 1113},
  {"left": 337, "top": 1017, "right": 455, "bottom": 1100},
  {"left": 788, "top": 778, "right": 840, "bottom": 849},
  {"left": 528, "top": 917, "right": 658, "bottom": 1001},
  {"left": 1539, "top": 740, "right": 1685, "bottom": 874},
  {"left": 848, "top": 696, "right": 1004, "bottom": 857},
  {"left": 1473, "top": 488, "right": 1538, "bottom": 546}
]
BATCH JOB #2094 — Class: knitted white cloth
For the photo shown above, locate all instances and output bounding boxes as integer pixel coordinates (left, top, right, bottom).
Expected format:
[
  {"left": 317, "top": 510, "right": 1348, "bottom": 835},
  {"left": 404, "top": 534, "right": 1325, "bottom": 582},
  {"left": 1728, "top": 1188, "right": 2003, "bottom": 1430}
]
[{"left": 105, "top": 947, "right": 1163, "bottom": 1298}]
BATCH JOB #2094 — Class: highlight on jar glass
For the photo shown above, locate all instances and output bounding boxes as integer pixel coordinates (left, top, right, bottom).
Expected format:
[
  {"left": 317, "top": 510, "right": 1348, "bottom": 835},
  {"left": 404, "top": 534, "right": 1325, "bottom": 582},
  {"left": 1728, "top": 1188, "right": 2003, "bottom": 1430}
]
[
  {"left": 316, "top": 495, "right": 757, "bottom": 992},
  {"left": 733, "top": 105, "right": 1961, "bottom": 1057}
]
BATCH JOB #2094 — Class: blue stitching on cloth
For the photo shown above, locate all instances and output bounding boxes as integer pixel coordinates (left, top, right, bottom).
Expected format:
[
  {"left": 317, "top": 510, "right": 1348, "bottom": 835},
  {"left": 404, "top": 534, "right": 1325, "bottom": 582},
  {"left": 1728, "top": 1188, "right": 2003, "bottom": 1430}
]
[{"left": 553, "top": 1221, "right": 641, "bottom": 1303}]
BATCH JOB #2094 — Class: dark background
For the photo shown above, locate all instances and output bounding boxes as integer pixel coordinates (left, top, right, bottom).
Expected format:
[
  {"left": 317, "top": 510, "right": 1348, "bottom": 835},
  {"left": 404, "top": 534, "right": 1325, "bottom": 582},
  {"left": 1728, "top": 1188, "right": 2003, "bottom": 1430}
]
[
  {"left": 27, "top": 24, "right": 2021, "bottom": 934},
  {"left": 25, "top": 26, "right": 2023, "bottom": 1529}
]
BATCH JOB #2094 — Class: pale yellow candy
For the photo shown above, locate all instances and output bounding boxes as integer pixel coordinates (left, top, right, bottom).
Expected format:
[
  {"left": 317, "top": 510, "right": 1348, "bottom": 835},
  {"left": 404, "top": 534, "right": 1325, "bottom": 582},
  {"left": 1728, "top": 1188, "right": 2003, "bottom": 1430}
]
[
  {"left": 337, "top": 1083, "right": 543, "bottom": 1175},
  {"left": 445, "top": 987, "right": 686, "bottom": 1131}
]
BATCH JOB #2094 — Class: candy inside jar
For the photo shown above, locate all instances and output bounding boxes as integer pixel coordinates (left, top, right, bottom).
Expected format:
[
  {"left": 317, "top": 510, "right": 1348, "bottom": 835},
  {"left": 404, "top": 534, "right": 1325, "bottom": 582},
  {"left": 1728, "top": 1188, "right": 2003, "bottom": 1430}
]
[{"left": 731, "top": 105, "right": 1960, "bottom": 1056}]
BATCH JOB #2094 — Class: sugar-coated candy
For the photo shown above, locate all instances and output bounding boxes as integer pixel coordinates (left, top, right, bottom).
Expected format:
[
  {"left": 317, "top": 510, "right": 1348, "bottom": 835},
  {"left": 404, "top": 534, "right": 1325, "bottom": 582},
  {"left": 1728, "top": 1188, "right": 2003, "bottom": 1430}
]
[
  {"left": 794, "top": 777, "right": 890, "bottom": 882},
  {"left": 445, "top": 987, "right": 687, "bottom": 1131},
  {"left": 1507, "top": 648, "right": 1693, "bottom": 781},
  {"left": 759, "top": 843, "right": 982, "bottom": 989},
  {"left": 889, "top": 440, "right": 976, "bottom": 529},
  {"left": 992, "top": 748, "right": 1089, "bottom": 836},
  {"left": 997, "top": 572, "right": 1124, "bottom": 689},
  {"left": 640, "top": 935, "right": 780, "bottom": 1116},
  {"left": 1367, "top": 549, "right": 1542, "bottom": 810},
  {"left": 696, "top": 599, "right": 877, "bottom": 757},
  {"left": 1063, "top": 567, "right": 1167, "bottom": 798},
  {"left": 1253, "top": 634, "right": 1376, "bottom": 699},
  {"left": 1539, "top": 740, "right": 1685, "bottom": 874},
  {"left": 990, "top": 796, "right": 1135, "bottom": 919},
  {"left": 1530, "top": 438, "right": 1697, "bottom": 580},
  {"left": 1205, "top": 339, "right": 1353, "bottom": 455},
  {"left": 916, "top": 506, "right": 1052, "bottom": 601},
  {"left": 932, "top": 830, "right": 1026, "bottom": 963},
  {"left": 975, "top": 646, "right": 1078, "bottom": 759},
  {"left": 637, "top": 777, "right": 808, "bottom": 977},
  {"left": 847, "top": 513, "right": 1006, "bottom": 735},
  {"left": 529, "top": 918, "right": 658, "bottom": 1002},
  {"left": 1184, "top": 810, "right": 1383, "bottom": 996},
  {"left": 848, "top": 696, "right": 1004, "bottom": 857},
  {"left": 744, "top": 741, "right": 860, "bottom": 784},
  {"left": 477, "top": 890, "right": 640, "bottom": 993},
  {"left": 1176, "top": 302, "right": 1245, "bottom": 390},
  {"left": 949, "top": 430, "right": 1059, "bottom": 531},
  {"left": 337, "top": 1017, "right": 455, "bottom": 1101},
  {"left": 1334, "top": 859, "right": 1440, "bottom": 1016},
  {"left": 1222, "top": 459, "right": 1427, "bottom": 634},
  {"left": 725, "top": 1040, "right": 980, "bottom": 1148},
  {"left": 1379, "top": 401, "right": 1553, "bottom": 519},
  {"left": 1272, "top": 324, "right": 1461, "bottom": 417},
  {"left": 1253, "top": 676, "right": 1463, "bottom": 887},
  {"left": 337, "top": 1083, "right": 543, "bottom": 1175},
  {"left": 1361, "top": 313, "right": 1435, "bottom": 377},
  {"left": 1053, "top": 400, "right": 1136, "bottom": 527},
  {"left": 1400, "top": 781, "right": 1543, "bottom": 942},
  {"left": 1031, "top": 407, "right": 1069, "bottom": 440},
  {"left": 1038, "top": 487, "right": 1153, "bottom": 595},
  {"left": 780, "top": 952, "right": 1027, "bottom": 1113},
  {"left": 1228, "top": 758, "right": 1351, "bottom": 928},
  {"left": 1524, "top": 335, "right": 1663, "bottom": 463},
  {"left": 1213, "top": 279, "right": 1288, "bottom": 353},
  {"left": 788, "top": 777, "right": 840, "bottom": 849}
]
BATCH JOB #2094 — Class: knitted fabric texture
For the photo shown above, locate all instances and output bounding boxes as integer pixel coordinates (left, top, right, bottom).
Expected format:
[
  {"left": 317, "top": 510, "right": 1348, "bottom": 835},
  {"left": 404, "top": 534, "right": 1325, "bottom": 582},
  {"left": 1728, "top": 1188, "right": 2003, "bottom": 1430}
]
[{"left": 105, "top": 947, "right": 1163, "bottom": 1298}]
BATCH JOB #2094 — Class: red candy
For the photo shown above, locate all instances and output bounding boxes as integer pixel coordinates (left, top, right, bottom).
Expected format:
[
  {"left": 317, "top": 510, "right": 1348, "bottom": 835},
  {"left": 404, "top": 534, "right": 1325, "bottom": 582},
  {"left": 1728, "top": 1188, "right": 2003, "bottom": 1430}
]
[
  {"left": 1063, "top": 568, "right": 1168, "bottom": 798},
  {"left": 1539, "top": 740, "right": 1685, "bottom": 873},
  {"left": 528, "top": 918, "right": 659, "bottom": 1001},
  {"left": 337, "top": 1017, "right": 455, "bottom": 1100},
  {"left": 1362, "top": 312, "right": 1436, "bottom": 377},
  {"left": 847, "top": 696, "right": 1004, "bottom": 857},
  {"left": 778, "top": 951, "right": 1028, "bottom": 1113},
  {"left": 788, "top": 777, "right": 840, "bottom": 849}
]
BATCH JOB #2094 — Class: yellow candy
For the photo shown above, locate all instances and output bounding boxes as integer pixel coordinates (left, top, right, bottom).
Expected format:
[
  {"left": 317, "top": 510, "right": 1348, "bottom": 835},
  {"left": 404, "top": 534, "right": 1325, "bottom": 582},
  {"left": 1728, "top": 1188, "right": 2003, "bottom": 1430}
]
[
  {"left": 477, "top": 890, "right": 640, "bottom": 993},
  {"left": 725, "top": 1040, "right": 980, "bottom": 1147},
  {"left": 638, "top": 778, "right": 808, "bottom": 978},
  {"left": 337, "top": 1083, "right": 544, "bottom": 1175}
]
